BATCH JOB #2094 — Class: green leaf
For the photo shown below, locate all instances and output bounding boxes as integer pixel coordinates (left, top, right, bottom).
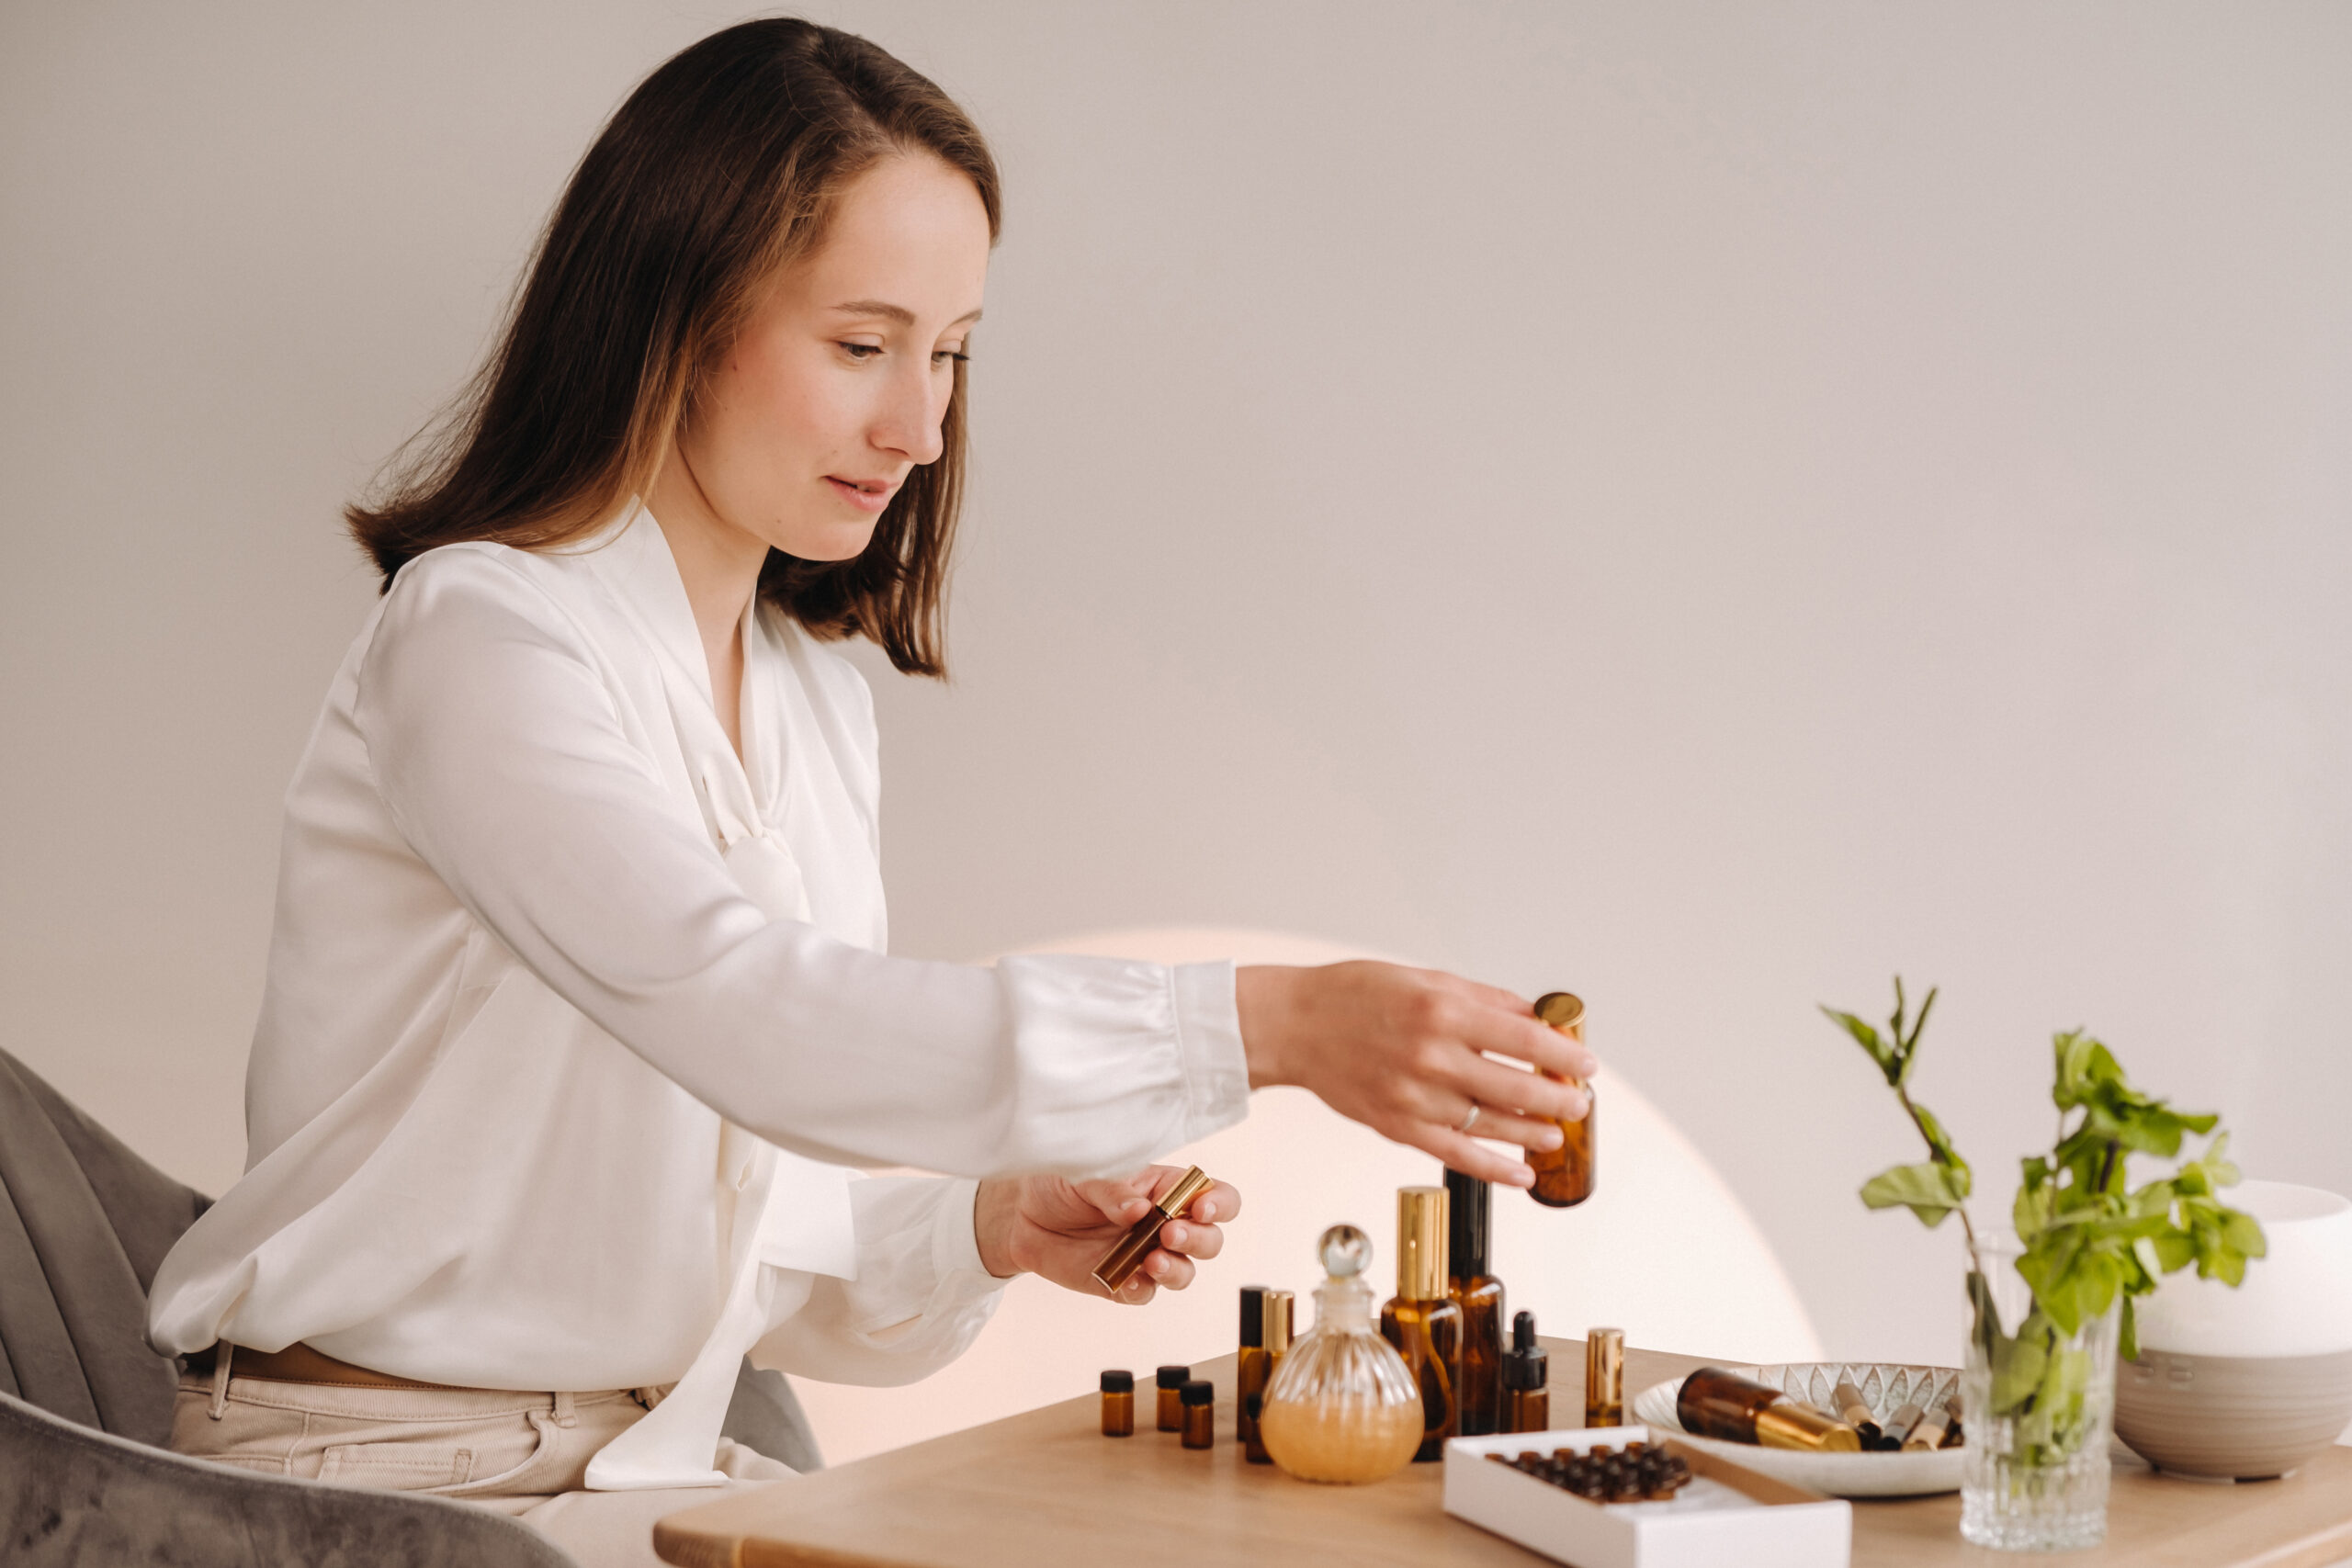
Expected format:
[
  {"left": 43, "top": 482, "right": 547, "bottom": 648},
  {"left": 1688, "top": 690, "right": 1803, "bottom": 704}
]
[
  {"left": 1989, "top": 1322, "right": 2048, "bottom": 1414},
  {"left": 2220, "top": 1208, "right": 2267, "bottom": 1259},
  {"left": 1860, "top": 1161, "right": 1969, "bottom": 1227},
  {"left": 2120, "top": 1293, "right": 2139, "bottom": 1361},
  {"left": 1823, "top": 1006, "right": 1896, "bottom": 1082},
  {"left": 2149, "top": 1230, "right": 2196, "bottom": 1273}
]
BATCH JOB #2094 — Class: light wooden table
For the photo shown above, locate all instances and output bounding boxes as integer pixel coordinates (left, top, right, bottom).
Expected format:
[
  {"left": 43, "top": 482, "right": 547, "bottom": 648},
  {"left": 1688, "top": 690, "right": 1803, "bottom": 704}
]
[{"left": 656, "top": 1339, "right": 2352, "bottom": 1568}]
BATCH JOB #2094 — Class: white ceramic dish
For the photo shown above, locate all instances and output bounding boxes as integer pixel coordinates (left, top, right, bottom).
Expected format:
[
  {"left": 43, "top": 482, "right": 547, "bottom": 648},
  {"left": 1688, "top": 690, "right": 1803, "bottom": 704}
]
[{"left": 1631, "top": 1362, "right": 1964, "bottom": 1498}]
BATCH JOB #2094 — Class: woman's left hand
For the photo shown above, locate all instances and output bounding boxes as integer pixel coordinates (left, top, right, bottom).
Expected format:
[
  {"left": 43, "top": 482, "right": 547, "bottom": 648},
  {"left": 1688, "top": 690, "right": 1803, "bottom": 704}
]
[{"left": 973, "top": 1166, "right": 1240, "bottom": 1303}]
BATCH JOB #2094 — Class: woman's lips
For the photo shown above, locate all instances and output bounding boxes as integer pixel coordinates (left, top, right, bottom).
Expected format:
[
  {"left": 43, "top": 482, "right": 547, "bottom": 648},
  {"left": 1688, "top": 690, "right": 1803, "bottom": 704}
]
[{"left": 827, "top": 476, "right": 896, "bottom": 513}]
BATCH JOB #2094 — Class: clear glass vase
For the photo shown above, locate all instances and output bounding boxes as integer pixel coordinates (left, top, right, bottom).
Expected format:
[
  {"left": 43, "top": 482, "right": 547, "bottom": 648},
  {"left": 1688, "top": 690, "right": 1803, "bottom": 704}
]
[{"left": 1960, "top": 1234, "right": 2120, "bottom": 1551}]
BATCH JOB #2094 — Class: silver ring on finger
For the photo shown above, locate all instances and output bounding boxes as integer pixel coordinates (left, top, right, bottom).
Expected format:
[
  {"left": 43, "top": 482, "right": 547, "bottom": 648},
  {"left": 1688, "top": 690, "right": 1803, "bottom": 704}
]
[{"left": 1458, "top": 1102, "right": 1483, "bottom": 1134}]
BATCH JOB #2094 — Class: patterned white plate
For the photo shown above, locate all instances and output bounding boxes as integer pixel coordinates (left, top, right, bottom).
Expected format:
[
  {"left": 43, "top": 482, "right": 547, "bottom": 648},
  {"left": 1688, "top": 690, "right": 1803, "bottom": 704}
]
[{"left": 1631, "top": 1361, "right": 1966, "bottom": 1497}]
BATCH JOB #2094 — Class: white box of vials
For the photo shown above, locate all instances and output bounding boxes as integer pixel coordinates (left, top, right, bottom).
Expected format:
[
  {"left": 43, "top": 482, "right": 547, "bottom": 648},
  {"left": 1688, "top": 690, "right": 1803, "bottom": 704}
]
[{"left": 1442, "top": 1427, "right": 1852, "bottom": 1568}]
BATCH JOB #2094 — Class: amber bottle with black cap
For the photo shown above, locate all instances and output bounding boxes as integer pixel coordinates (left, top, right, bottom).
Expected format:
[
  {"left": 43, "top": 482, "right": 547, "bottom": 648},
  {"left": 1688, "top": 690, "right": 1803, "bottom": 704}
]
[
  {"left": 1100, "top": 1371, "right": 1134, "bottom": 1436},
  {"left": 1379, "top": 1185, "right": 1463, "bottom": 1461},
  {"left": 1181, "top": 1380, "right": 1216, "bottom": 1449},
  {"left": 1239, "top": 1287, "right": 1293, "bottom": 1463},
  {"left": 1442, "top": 1168, "right": 1505, "bottom": 1436},
  {"left": 1155, "top": 1365, "right": 1190, "bottom": 1432},
  {"left": 1528, "top": 993, "right": 1595, "bottom": 1208},
  {"left": 1501, "top": 1311, "right": 1550, "bottom": 1434}
]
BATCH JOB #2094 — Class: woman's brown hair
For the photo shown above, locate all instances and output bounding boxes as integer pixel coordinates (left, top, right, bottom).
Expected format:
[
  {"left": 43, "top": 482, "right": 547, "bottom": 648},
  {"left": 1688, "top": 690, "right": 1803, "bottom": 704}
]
[{"left": 346, "top": 18, "right": 999, "bottom": 677}]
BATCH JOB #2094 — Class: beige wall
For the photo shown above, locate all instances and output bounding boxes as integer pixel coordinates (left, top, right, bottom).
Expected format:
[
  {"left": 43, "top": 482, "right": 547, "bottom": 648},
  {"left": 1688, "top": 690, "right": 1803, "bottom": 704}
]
[{"left": 4, "top": 1, "right": 2347, "bottom": 1378}]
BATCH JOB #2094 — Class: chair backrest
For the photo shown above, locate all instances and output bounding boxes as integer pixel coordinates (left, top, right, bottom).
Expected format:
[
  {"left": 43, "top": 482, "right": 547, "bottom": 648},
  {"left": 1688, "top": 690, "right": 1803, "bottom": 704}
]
[
  {"left": 0, "top": 1047, "right": 209, "bottom": 1445},
  {"left": 0, "top": 1389, "right": 575, "bottom": 1568}
]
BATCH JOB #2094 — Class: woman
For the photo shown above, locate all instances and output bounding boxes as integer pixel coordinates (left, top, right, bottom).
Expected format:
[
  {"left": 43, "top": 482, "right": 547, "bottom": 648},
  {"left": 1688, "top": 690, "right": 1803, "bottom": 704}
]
[{"left": 146, "top": 17, "right": 1595, "bottom": 1563}]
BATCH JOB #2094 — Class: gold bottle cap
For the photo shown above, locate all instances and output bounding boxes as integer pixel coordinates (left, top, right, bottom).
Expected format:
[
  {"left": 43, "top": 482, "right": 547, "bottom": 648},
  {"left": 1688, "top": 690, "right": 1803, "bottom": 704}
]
[
  {"left": 1265, "top": 1290, "right": 1294, "bottom": 1356},
  {"left": 1154, "top": 1166, "right": 1214, "bottom": 1220},
  {"left": 1585, "top": 1327, "right": 1624, "bottom": 1404},
  {"left": 1396, "top": 1185, "right": 1449, "bottom": 1301},
  {"left": 1755, "top": 1399, "right": 1863, "bottom": 1452},
  {"left": 1533, "top": 991, "right": 1586, "bottom": 1033}
]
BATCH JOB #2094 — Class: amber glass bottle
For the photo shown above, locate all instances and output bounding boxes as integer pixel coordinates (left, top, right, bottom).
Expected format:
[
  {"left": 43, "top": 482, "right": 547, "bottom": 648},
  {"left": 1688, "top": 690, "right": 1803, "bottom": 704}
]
[
  {"left": 1379, "top": 1185, "right": 1464, "bottom": 1461},
  {"left": 1501, "top": 1311, "right": 1550, "bottom": 1433},
  {"left": 1442, "top": 1168, "right": 1505, "bottom": 1437},
  {"left": 1242, "top": 1289, "right": 1292, "bottom": 1464},
  {"left": 1677, "top": 1367, "right": 1860, "bottom": 1451},
  {"left": 1100, "top": 1370, "right": 1134, "bottom": 1437},
  {"left": 1527, "top": 992, "right": 1596, "bottom": 1208}
]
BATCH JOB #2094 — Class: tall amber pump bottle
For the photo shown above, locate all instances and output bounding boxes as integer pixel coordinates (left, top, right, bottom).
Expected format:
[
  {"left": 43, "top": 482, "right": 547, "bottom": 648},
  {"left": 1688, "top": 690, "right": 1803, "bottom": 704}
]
[
  {"left": 1527, "top": 992, "right": 1596, "bottom": 1207},
  {"left": 1442, "top": 1168, "right": 1505, "bottom": 1437},
  {"left": 1379, "top": 1185, "right": 1464, "bottom": 1461}
]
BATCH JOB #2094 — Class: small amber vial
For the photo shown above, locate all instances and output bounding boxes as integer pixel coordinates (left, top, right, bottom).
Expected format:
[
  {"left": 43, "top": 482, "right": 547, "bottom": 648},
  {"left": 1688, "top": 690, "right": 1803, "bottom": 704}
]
[
  {"left": 1156, "top": 1365, "right": 1189, "bottom": 1432},
  {"left": 1527, "top": 992, "right": 1596, "bottom": 1208},
  {"left": 1181, "top": 1379, "right": 1216, "bottom": 1449},
  {"left": 1101, "top": 1370, "right": 1134, "bottom": 1437}
]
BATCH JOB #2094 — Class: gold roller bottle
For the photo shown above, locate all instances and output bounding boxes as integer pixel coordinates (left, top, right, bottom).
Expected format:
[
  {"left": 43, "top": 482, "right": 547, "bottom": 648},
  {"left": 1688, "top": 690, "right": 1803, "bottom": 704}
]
[
  {"left": 1442, "top": 1168, "right": 1505, "bottom": 1437},
  {"left": 1379, "top": 1185, "right": 1464, "bottom": 1462},
  {"left": 1677, "top": 1367, "right": 1861, "bottom": 1451},
  {"left": 1528, "top": 993, "right": 1596, "bottom": 1207}
]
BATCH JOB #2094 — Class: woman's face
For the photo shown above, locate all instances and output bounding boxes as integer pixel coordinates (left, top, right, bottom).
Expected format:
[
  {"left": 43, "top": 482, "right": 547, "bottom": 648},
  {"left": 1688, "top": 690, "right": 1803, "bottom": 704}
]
[{"left": 664, "top": 152, "right": 992, "bottom": 564}]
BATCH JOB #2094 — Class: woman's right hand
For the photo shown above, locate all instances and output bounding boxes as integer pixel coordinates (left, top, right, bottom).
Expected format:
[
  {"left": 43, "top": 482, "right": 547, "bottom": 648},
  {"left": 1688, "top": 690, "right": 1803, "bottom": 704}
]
[{"left": 1234, "top": 962, "right": 1598, "bottom": 1188}]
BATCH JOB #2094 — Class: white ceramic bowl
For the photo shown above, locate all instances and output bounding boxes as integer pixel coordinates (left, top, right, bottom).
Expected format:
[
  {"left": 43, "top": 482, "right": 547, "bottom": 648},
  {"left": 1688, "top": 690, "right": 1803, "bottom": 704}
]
[
  {"left": 1632, "top": 1362, "right": 1965, "bottom": 1497},
  {"left": 2116, "top": 1180, "right": 2352, "bottom": 1479}
]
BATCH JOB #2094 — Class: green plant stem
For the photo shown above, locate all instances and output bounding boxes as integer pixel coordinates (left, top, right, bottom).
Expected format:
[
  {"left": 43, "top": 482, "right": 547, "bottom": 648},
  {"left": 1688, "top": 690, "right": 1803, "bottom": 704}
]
[{"left": 1894, "top": 1077, "right": 1986, "bottom": 1276}]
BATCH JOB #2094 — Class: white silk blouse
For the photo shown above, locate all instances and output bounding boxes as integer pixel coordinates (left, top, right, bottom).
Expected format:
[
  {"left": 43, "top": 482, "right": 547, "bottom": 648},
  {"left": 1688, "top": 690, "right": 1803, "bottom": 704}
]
[{"left": 145, "top": 504, "right": 1250, "bottom": 1488}]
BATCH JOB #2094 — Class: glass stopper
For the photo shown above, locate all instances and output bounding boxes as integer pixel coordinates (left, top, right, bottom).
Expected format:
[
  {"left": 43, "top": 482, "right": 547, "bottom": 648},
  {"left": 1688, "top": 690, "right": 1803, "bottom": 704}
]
[{"left": 1317, "top": 1223, "right": 1372, "bottom": 1280}]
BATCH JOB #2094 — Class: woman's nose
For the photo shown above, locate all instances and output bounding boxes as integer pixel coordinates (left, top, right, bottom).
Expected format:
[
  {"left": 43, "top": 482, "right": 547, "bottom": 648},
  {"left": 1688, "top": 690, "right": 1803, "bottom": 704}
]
[{"left": 873, "top": 361, "right": 946, "bottom": 467}]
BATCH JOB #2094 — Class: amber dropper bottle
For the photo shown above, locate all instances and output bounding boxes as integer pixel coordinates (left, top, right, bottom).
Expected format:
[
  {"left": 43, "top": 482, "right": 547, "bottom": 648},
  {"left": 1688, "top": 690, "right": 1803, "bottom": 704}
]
[
  {"left": 1379, "top": 1185, "right": 1464, "bottom": 1461},
  {"left": 1501, "top": 1311, "right": 1549, "bottom": 1434},
  {"left": 1100, "top": 1370, "right": 1134, "bottom": 1436},
  {"left": 1242, "top": 1289, "right": 1293, "bottom": 1464},
  {"left": 1443, "top": 1168, "right": 1505, "bottom": 1437},
  {"left": 1527, "top": 992, "right": 1596, "bottom": 1208},
  {"left": 1156, "top": 1365, "right": 1190, "bottom": 1432},
  {"left": 1181, "top": 1380, "right": 1216, "bottom": 1450}
]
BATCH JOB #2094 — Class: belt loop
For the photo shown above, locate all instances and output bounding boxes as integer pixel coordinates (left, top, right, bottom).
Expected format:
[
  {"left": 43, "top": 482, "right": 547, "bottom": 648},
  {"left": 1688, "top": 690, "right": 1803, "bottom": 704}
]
[
  {"left": 207, "top": 1343, "right": 234, "bottom": 1420},
  {"left": 552, "top": 1388, "right": 577, "bottom": 1428}
]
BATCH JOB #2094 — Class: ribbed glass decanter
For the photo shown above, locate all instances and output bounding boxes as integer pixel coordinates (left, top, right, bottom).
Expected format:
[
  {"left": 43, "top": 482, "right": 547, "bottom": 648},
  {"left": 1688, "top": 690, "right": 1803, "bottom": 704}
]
[{"left": 1259, "top": 1224, "right": 1424, "bottom": 1483}]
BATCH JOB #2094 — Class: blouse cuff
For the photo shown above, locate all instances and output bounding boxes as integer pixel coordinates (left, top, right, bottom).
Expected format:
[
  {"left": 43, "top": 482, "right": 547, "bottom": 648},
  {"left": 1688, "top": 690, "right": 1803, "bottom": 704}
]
[
  {"left": 1171, "top": 960, "right": 1250, "bottom": 1143},
  {"left": 933, "top": 1177, "right": 993, "bottom": 1283}
]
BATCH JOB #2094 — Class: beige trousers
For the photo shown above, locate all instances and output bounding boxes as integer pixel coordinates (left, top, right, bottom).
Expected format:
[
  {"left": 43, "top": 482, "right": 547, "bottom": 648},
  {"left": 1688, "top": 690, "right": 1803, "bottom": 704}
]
[{"left": 170, "top": 1370, "right": 791, "bottom": 1568}]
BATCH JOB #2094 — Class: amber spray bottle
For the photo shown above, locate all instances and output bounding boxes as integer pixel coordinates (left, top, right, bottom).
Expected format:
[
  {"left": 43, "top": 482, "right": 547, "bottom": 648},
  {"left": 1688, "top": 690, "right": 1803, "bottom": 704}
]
[
  {"left": 1380, "top": 1185, "right": 1464, "bottom": 1461},
  {"left": 1501, "top": 1311, "right": 1549, "bottom": 1433},
  {"left": 1527, "top": 992, "right": 1596, "bottom": 1208},
  {"left": 1442, "top": 1168, "right": 1505, "bottom": 1437},
  {"left": 1240, "top": 1287, "right": 1293, "bottom": 1464}
]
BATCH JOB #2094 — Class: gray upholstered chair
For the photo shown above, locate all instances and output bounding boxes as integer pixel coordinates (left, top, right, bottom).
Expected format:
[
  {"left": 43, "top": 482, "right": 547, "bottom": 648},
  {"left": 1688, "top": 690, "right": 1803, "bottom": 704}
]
[{"left": 0, "top": 1045, "right": 816, "bottom": 1565}]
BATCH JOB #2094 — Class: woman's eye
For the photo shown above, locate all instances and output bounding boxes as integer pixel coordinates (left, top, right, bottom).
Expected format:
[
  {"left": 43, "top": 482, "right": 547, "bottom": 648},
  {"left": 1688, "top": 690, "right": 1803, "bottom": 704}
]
[
  {"left": 840, "top": 343, "right": 883, "bottom": 361},
  {"left": 932, "top": 350, "right": 970, "bottom": 367}
]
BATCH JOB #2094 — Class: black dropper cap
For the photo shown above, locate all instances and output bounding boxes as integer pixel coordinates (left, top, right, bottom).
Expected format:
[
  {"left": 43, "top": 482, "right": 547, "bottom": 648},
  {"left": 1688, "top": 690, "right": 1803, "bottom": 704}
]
[
  {"left": 1502, "top": 1309, "right": 1548, "bottom": 1391},
  {"left": 1444, "top": 1167, "right": 1491, "bottom": 1280},
  {"left": 1182, "top": 1379, "right": 1215, "bottom": 1407},
  {"left": 1157, "top": 1364, "right": 1190, "bottom": 1390},
  {"left": 1101, "top": 1370, "right": 1133, "bottom": 1393}
]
